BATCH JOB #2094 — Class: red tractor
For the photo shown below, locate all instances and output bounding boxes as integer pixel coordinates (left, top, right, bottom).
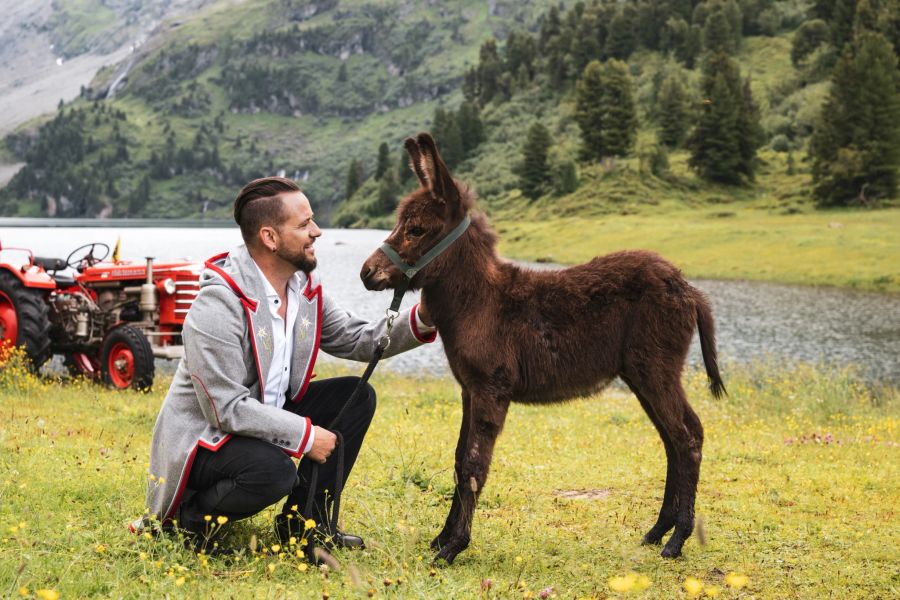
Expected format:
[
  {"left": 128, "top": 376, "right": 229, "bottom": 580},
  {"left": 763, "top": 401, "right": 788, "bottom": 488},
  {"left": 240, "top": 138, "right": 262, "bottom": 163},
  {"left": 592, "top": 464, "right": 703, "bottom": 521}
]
[{"left": 0, "top": 240, "right": 202, "bottom": 390}]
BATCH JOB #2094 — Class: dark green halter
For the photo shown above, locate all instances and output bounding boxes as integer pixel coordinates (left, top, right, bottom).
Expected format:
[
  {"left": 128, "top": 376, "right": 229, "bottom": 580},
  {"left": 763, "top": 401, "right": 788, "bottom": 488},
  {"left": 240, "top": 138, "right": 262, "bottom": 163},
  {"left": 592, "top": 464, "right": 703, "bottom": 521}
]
[{"left": 379, "top": 214, "right": 472, "bottom": 314}]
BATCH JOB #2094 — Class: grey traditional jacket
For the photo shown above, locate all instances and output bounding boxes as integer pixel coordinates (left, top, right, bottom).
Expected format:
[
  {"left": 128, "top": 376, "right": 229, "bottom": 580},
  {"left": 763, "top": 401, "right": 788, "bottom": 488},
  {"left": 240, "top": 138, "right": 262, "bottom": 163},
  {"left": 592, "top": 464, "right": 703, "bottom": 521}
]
[{"left": 141, "top": 244, "right": 435, "bottom": 524}]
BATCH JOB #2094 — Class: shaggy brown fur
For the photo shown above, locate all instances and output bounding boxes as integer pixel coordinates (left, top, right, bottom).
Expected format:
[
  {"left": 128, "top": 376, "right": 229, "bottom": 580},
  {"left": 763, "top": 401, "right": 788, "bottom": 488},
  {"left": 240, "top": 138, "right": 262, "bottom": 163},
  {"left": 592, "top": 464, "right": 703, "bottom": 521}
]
[{"left": 361, "top": 133, "right": 725, "bottom": 564}]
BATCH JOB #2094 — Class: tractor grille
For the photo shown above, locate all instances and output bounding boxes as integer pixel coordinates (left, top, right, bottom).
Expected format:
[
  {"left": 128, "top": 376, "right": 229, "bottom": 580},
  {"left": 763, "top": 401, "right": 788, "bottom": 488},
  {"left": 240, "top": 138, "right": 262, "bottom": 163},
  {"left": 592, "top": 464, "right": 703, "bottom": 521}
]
[{"left": 174, "top": 280, "right": 200, "bottom": 316}]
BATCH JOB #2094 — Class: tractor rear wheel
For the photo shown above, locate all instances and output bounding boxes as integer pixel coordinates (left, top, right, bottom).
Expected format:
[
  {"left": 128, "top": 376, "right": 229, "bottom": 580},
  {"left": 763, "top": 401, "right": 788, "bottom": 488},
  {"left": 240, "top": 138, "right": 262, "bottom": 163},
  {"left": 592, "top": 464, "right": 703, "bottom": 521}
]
[
  {"left": 0, "top": 269, "right": 52, "bottom": 370},
  {"left": 100, "top": 325, "right": 154, "bottom": 391}
]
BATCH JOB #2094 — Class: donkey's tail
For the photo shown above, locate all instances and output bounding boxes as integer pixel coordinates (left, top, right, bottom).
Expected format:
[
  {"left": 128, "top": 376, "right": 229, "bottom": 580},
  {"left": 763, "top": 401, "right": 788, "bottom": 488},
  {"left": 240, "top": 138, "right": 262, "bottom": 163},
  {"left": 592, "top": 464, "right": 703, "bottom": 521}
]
[{"left": 694, "top": 291, "right": 727, "bottom": 399}]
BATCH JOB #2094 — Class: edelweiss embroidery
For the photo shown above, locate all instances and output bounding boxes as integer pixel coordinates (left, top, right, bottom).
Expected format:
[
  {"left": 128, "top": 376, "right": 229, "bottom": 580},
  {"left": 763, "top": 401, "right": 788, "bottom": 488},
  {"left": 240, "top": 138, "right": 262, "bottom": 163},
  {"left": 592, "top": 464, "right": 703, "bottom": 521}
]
[
  {"left": 257, "top": 325, "right": 272, "bottom": 352},
  {"left": 297, "top": 316, "right": 312, "bottom": 343}
]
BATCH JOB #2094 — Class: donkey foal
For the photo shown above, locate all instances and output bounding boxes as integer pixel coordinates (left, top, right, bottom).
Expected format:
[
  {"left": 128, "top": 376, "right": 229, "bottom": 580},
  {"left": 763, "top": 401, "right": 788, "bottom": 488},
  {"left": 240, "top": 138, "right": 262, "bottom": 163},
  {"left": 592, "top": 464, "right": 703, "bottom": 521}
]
[{"left": 361, "top": 133, "right": 726, "bottom": 564}]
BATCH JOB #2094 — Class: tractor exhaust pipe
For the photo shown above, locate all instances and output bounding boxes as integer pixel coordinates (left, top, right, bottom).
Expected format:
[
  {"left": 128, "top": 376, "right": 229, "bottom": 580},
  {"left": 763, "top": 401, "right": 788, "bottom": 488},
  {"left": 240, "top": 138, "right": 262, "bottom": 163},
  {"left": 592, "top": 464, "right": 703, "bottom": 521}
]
[{"left": 140, "top": 257, "right": 158, "bottom": 318}]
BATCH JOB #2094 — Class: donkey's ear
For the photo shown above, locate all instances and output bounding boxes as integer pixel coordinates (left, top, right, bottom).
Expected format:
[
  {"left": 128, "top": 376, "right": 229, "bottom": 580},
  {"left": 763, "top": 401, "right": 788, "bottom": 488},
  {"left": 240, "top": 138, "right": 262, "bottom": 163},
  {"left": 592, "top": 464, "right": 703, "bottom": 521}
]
[
  {"left": 416, "top": 132, "right": 459, "bottom": 207},
  {"left": 404, "top": 137, "right": 430, "bottom": 190}
]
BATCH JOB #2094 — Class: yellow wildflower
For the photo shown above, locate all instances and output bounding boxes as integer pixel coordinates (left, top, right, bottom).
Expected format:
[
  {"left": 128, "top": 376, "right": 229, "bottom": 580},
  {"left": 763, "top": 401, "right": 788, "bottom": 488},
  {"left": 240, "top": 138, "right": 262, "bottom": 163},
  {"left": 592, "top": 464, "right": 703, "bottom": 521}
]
[
  {"left": 515, "top": 555, "right": 523, "bottom": 563},
  {"left": 271, "top": 544, "right": 281, "bottom": 553},
  {"left": 36, "top": 590, "right": 60, "bottom": 600},
  {"left": 175, "top": 576, "right": 185, "bottom": 586},
  {"left": 608, "top": 573, "right": 636, "bottom": 593},
  {"left": 304, "top": 518, "right": 316, "bottom": 530},
  {"left": 634, "top": 575, "right": 651, "bottom": 591},
  {"left": 268, "top": 563, "right": 276, "bottom": 573},
  {"left": 158, "top": 477, "right": 166, "bottom": 484},
  {"left": 705, "top": 585, "right": 721, "bottom": 597},
  {"left": 139, "top": 552, "right": 148, "bottom": 560},
  {"left": 297, "top": 563, "right": 308, "bottom": 572},
  {"left": 18, "top": 587, "right": 28, "bottom": 598},
  {"left": 216, "top": 516, "right": 228, "bottom": 525},
  {"left": 684, "top": 577, "right": 704, "bottom": 597},
  {"left": 95, "top": 544, "right": 107, "bottom": 553},
  {"left": 724, "top": 573, "right": 748, "bottom": 589},
  {"left": 203, "top": 515, "right": 212, "bottom": 522}
]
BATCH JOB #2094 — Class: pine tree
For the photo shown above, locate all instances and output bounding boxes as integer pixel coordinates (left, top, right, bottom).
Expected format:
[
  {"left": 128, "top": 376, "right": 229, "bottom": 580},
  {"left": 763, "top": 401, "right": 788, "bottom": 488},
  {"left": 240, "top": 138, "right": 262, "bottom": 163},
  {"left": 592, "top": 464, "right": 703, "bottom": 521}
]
[
  {"left": 345, "top": 159, "right": 364, "bottom": 200},
  {"left": 736, "top": 77, "right": 765, "bottom": 180},
  {"left": 575, "top": 60, "right": 606, "bottom": 161},
  {"left": 441, "top": 117, "right": 464, "bottom": 169},
  {"left": 605, "top": 10, "right": 638, "bottom": 59},
  {"left": 519, "top": 121, "right": 552, "bottom": 200},
  {"left": 375, "top": 170, "right": 400, "bottom": 215},
  {"left": 703, "top": 9, "right": 736, "bottom": 54},
  {"left": 658, "top": 75, "right": 691, "bottom": 148},
  {"left": 599, "top": 60, "right": 638, "bottom": 157},
  {"left": 476, "top": 39, "right": 504, "bottom": 106},
  {"left": 791, "top": 19, "right": 830, "bottom": 66},
  {"left": 457, "top": 101, "right": 485, "bottom": 155},
  {"left": 810, "top": 32, "right": 900, "bottom": 205},
  {"left": 375, "top": 142, "right": 391, "bottom": 180},
  {"left": 831, "top": 0, "right": 857, "bottom": 51},
  {"left": 337, "top": 62, "right": 348, "bottom": 82},
  {"left": 687, "top": 53, "right": 744, "bottom": 183}
]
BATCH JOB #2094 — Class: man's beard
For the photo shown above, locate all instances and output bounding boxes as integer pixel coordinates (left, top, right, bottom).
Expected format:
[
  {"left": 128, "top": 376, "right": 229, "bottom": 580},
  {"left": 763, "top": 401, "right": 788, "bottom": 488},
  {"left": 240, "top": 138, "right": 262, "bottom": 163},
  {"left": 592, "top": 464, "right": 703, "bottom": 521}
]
[{"left": 277, "top": 247, "right": 317, "bottom": 273}]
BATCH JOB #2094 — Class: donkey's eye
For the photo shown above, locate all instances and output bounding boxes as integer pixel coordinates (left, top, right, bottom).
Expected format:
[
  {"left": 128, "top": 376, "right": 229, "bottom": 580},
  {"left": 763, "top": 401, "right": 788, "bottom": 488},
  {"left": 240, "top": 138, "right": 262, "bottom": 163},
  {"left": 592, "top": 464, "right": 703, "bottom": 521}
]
[{"left": 407, "top": 226, "right": 425, "bottom": 237}]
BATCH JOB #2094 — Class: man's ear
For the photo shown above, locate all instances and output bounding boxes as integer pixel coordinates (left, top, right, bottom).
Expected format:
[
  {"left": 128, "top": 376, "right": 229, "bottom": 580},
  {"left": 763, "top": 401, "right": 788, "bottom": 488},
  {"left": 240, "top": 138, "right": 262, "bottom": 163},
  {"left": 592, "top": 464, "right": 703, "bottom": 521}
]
[
  {"left": 258, "top": 225, "right": 278, "bottom": 252},
  {"left": 415, "top": 132, "right": 460, "bottom": 210}
]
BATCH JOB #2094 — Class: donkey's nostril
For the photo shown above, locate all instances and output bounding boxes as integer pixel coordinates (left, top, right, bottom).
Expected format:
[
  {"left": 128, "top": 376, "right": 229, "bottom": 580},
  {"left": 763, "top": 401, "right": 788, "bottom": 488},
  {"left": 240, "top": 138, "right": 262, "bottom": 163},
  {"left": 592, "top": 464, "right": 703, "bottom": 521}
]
[{"left": 362, "top": 266, "right": 376, "bottom": 281}]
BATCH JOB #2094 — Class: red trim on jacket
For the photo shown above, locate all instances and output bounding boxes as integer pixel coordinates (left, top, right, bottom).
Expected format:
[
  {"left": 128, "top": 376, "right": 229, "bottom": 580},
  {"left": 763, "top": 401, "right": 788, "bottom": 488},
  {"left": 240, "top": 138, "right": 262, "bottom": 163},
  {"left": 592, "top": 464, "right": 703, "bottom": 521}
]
[
  {"left": 191, "top": 374, "right": 221, "bottom": 429},
  {"left": 204, "top": 252, "right": 259, "bottom": 312},
  {"left": 410, "top": 303, "right": 437, "bottom": 343},
  {"left": 282, "top": 417, "right": 313, "bottom": 458},
  {"left": 162, "top": 435, "right": 231, "bottom": 524},
  {"left": 242, "top": 299, "right": 265, "bottom": 403},
  {"left": 290, "top": 282, "right": 323, "bottom": 404}
]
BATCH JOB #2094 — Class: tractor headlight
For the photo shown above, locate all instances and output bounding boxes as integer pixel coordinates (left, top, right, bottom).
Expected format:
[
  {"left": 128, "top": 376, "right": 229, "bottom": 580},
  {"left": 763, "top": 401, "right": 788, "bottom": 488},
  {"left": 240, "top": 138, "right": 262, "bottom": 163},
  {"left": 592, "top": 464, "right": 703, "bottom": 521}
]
[{"left": 162, "top": 278, "right": 176, "bottom": 295}]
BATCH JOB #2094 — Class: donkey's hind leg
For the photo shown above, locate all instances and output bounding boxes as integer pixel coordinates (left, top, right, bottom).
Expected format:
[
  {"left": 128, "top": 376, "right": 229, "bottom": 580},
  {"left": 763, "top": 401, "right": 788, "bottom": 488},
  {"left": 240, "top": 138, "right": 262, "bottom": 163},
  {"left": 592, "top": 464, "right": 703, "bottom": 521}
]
[
  {"left": 626, "top": 370, "right": 704, "bottom": 558},
  {"left": 431, "top": 389, "right": 472, "bottom": 551},
  {"left": 622, "top": 375, "right": 678, "bottom": 545}
]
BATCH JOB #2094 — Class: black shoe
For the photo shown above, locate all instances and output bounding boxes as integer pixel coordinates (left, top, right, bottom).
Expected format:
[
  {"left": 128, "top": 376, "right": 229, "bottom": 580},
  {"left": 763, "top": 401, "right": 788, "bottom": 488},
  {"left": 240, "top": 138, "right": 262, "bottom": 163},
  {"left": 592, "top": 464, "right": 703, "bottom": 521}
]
[{"left": 274, "top": 513, "right": 365, "bottom": 550}]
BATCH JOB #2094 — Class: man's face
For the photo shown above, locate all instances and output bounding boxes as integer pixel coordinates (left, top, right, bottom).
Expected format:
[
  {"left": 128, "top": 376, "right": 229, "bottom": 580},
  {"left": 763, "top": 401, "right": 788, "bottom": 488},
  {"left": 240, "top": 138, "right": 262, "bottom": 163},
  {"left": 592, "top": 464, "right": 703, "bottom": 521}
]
[{"left": 274, "top": 191, "right": 322, "bottom": 273}]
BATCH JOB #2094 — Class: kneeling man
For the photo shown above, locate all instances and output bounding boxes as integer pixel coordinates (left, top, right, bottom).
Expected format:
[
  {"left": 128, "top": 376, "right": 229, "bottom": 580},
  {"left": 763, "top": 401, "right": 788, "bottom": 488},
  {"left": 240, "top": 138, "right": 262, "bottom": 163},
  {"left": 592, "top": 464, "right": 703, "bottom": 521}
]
[{"left": 131, "top": 176, "right": 435, "bottom": 551}]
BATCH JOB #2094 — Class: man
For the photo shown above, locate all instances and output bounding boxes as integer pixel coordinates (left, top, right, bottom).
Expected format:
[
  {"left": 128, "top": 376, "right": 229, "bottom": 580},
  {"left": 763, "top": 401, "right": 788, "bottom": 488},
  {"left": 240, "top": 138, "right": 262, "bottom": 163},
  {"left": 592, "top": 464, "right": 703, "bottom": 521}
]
[{"left": 130, "top": 176, "right": 436, "bottom": 552}]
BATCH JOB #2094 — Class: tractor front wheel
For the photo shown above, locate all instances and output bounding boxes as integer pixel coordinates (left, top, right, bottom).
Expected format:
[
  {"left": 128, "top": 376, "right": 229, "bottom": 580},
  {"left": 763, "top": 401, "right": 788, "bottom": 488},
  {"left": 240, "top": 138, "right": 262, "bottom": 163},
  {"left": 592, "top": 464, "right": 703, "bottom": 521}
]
[
  {"left": 100, "top": 325, "right": 154, "bottom": 391},
  {"left": 0, "top": 269, "right": 51, "bottom": 370}
]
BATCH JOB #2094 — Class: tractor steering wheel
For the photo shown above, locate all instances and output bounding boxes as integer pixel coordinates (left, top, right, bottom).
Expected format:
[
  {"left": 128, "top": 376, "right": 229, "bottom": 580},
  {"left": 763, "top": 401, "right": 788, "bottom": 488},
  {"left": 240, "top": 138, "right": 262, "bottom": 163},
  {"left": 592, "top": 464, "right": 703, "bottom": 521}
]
[{"left": 66, "top": 243, "right": 110, "bottom": 271}]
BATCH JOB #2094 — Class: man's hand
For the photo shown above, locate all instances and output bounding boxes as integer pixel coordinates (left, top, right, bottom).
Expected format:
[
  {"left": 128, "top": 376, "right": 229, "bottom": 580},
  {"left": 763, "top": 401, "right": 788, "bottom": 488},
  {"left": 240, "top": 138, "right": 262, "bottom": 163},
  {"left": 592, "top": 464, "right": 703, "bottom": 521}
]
[{"left": 307, "top": 426, "right": 337, "bottom": 463}]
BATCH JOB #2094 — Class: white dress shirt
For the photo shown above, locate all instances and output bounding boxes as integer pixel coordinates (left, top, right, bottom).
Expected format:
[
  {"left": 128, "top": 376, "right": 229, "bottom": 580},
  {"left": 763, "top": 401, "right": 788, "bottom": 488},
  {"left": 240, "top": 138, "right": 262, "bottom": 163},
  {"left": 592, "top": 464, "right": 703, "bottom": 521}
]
[
  {"left": 254, "top": 264, "right": 317, "bottom": 454},
  {"left": 253, "top": 263, "right": 435, "bottom": 455}
]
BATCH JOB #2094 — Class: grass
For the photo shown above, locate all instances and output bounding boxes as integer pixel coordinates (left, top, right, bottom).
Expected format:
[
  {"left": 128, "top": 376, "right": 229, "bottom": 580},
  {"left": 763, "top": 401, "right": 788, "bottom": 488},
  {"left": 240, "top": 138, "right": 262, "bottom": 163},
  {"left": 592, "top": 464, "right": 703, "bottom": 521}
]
[
  {"left": 488, "top": 150, "right": 900, "bottom": 293},
  {"left": 1, "top": 349, "right": 898, "bottom": 598}
]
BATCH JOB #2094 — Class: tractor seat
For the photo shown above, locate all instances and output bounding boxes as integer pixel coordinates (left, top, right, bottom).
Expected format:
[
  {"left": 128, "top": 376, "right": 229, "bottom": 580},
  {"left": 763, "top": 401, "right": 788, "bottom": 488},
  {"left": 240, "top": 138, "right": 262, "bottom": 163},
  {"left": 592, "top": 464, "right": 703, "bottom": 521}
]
[
  {"left": 52, "top": 273, "right": 76, "bottom": 286},
  {"left": 34, "top": 256, "right": 67, "bottom": 272}
]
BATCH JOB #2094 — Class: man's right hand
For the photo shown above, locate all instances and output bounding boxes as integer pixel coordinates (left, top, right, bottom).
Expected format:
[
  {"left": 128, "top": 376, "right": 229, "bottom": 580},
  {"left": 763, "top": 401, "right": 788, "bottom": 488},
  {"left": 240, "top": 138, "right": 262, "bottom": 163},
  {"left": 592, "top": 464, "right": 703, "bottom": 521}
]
[{"left": 307, "top": 426, "right": 337, "bottom": 463}]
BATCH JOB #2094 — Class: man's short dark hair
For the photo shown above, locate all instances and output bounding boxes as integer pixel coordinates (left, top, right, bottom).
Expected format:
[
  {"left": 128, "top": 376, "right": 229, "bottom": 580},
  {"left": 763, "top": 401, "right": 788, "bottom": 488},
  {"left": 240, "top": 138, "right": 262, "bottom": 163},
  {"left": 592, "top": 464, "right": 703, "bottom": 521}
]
[{"left": 233, "top": 177, "right": 301, "bottom": 245}]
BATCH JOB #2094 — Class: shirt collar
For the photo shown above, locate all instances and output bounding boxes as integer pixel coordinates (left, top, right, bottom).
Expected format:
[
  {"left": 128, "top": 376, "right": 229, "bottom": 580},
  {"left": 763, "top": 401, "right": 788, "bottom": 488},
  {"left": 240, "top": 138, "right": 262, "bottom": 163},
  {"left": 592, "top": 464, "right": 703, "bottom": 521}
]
[{"left": 252, "top": 261, "right": 305, "bottom": 300}]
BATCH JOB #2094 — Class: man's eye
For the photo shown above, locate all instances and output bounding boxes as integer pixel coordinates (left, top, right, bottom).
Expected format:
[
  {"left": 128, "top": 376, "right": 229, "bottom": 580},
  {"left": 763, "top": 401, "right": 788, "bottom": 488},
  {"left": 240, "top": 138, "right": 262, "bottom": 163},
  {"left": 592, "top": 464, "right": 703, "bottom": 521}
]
[{"left": 408, "top": 227, "right": 425, "bottom": 237}]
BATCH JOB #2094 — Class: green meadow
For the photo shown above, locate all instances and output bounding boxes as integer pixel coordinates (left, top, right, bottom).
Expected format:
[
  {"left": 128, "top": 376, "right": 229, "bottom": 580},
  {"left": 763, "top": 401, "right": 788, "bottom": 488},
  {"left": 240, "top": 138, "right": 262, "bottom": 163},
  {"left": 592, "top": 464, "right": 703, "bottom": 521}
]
[{"left": 1, "top": 352, "right": 897, "bottom": 599}]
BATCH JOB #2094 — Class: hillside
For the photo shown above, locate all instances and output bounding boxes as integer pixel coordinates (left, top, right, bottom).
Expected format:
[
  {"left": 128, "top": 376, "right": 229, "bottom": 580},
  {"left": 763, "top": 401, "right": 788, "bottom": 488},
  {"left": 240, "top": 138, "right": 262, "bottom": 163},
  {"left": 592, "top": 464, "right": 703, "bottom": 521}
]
[
  {"left": 0, "top": 0, "right": 897, "bottom": 228},
  {"left": 0, "top": 0, "right": 557, "bottom": 220}
]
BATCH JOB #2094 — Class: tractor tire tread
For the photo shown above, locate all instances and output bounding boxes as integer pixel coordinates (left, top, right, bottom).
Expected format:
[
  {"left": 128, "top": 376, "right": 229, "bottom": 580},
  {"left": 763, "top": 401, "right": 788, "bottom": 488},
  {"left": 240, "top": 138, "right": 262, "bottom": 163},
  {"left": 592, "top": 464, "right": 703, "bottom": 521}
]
[{"left": 0, "top": 270, "right": 52, "bottom": 369}]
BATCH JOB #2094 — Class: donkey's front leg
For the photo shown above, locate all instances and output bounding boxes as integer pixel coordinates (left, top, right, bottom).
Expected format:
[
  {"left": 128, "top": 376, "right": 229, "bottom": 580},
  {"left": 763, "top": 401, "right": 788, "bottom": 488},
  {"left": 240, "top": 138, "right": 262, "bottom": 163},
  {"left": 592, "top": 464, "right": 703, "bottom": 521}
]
[
  {"left": 431, "top": 389, "right": 472, "bottom": 551},
  {"left": 433, "top": 392, "right": 510, "bottom": 565}
]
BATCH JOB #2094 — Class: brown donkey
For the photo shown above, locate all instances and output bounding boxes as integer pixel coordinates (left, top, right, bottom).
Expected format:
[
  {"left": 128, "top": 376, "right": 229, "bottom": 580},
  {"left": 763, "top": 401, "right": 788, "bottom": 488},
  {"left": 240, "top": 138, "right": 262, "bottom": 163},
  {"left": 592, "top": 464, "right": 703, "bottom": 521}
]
[{"left": 361, "top": 133, "right": 725, "bottom": 564}]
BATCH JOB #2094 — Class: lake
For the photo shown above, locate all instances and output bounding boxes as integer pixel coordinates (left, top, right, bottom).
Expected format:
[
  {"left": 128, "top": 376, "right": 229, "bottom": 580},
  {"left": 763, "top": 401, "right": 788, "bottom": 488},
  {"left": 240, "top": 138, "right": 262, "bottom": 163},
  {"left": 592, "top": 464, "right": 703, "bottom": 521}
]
[{"left": 2, "top": 225, "right": 898, "bottom": 384}]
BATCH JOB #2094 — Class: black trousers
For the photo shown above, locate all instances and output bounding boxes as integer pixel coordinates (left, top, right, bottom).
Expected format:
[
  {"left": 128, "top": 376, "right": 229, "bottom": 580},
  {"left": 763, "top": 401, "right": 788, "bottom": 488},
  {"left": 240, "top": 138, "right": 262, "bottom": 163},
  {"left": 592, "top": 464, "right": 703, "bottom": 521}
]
[{"left": 178, "top": 376, "right": 376, "bottom": 534}]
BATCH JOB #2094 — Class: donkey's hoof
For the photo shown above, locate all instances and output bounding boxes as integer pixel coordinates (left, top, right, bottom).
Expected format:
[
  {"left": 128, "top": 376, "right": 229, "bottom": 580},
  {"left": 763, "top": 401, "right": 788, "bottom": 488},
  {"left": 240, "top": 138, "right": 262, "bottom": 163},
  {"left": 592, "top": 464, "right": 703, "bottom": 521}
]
[
  {"left": 641, "top": 532, "right": 664, "bottom": 546},
  {"left": 430, "top": 531, "right": 451, "bottom": 551},
  {"left": 431, "top": 536, "right": 470, "bottom": 565},
  {"left": 660, "top": 542, "right": 683, "bottom": 559}
]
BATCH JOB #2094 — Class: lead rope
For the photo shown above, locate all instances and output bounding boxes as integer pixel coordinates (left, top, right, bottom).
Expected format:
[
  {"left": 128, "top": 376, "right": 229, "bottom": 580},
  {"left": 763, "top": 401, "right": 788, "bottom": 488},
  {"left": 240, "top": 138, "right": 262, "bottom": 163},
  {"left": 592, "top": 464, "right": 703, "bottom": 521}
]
[{"left": 302, "top": 309, "right": 399, "bottom": 564}]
